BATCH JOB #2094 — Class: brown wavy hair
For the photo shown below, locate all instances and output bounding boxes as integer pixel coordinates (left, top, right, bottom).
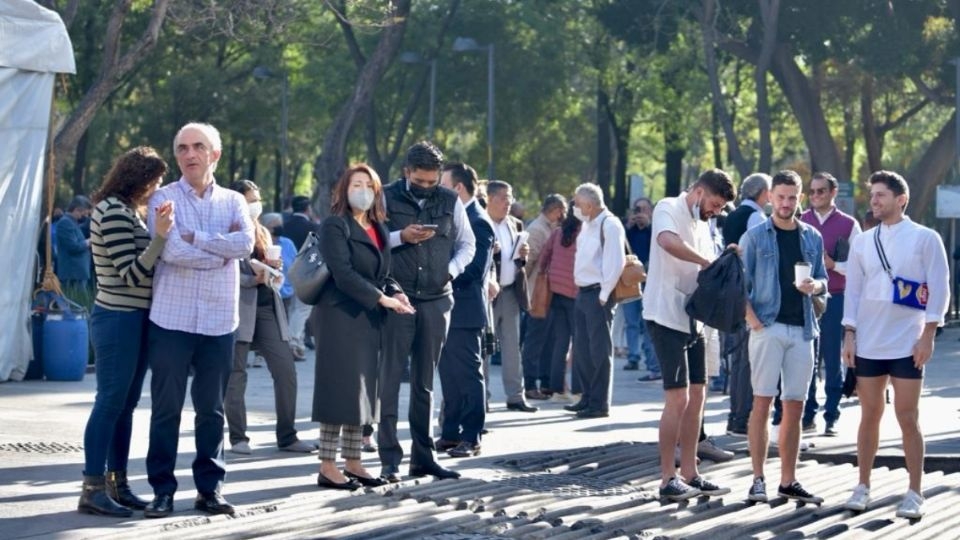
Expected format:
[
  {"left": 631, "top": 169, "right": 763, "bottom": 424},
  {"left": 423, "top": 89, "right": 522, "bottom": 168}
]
[
  {"left": 92, "top": 146, "right": 168, "bottom": 205},
  {"left": 330, "top": 163, "right": 386, "bottom": 223}
]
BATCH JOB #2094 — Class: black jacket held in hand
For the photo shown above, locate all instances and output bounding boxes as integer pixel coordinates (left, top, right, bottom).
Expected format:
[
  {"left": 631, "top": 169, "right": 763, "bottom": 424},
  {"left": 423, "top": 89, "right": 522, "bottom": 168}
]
[{"left": 685, "top": 247, "right": 747, "bottom": 334}]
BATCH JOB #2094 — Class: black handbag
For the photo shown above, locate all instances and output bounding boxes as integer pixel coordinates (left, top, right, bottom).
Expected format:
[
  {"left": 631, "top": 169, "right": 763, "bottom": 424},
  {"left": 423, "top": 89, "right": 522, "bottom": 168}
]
[{"left": 289, "top": 231, "right": 330, "bottom": 304}]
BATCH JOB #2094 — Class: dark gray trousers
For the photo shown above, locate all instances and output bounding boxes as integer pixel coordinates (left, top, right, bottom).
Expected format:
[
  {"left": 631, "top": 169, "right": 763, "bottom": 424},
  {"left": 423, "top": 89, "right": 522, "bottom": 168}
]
[
  {"left": 724, "top": 326, "right": 752, "bottom": 431},
  {"left": 572, "top": 287, "right": 616, "bottom": 412}
]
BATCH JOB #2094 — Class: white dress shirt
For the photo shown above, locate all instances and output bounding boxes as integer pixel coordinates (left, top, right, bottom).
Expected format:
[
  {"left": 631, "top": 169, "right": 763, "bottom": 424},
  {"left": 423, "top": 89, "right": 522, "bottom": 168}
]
[
  {"left": 493, "top": 218, "right": 517, "bottom": 286},
  {"left": 573, "top": 208, "right": 627, "bottom": 304},
  {"left": 842, "top": 216, "right": 949, "bottom": 359}
]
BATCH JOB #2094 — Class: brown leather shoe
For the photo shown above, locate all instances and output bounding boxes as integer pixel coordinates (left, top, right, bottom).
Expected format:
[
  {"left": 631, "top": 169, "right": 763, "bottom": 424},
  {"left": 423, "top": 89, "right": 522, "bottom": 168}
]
[{"left": 524, "top": 389, "right": 549, "bottom": 401}]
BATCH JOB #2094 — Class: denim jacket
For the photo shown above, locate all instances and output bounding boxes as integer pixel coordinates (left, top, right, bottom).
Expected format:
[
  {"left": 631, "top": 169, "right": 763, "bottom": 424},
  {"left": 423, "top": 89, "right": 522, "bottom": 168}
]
[{"left": 740, "top": 218, "right": 828, "bottom": 341}]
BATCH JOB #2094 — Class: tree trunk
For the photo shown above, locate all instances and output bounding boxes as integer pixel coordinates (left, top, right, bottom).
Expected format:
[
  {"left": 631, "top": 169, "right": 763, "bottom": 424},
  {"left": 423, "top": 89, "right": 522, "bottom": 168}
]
[
  {"left": 699, "top": 0, "right": 752, "bottom": 178},
  {"left": 664, "top": 127, "right": 685, "bottom": 197},
  {"left": 611, "top": 115, "right": 630, "bottom": 216},
  {"left": 71, "top": 132, "right": 87, "bottom": 196},
  {"left": 312, "top": 0, "right": 412, "bottom": 217},
  {"left": 754, "top": 0, "right": 780, "bottom": 174},
  {"left": 53, "top": 0, "right": 170, "bottom": 180},
  {"left": 860, "top": 78, "right": 884, "bottom": 173},
  {"left": 596, "top": 87, "right": 612, "bottom": 200},
  {"left": 908, "top": 112, "right": 956, "bottom": 222}
]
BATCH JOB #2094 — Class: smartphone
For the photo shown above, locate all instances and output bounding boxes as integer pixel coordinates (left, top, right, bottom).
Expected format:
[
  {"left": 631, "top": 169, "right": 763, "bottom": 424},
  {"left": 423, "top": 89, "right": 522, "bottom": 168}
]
[{"left": 420, "top": 223, "right": 439, "bottom": 230}]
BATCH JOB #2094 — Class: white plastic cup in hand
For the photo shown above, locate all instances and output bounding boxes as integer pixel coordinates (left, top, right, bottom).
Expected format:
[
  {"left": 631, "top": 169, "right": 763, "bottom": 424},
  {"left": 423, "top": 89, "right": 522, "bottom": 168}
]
[
  {"left": 794, "top": 262, "right": 811, "bottom": 287},
  {"left": 265, "top": 245, "right": 282, "bottom": 261}
]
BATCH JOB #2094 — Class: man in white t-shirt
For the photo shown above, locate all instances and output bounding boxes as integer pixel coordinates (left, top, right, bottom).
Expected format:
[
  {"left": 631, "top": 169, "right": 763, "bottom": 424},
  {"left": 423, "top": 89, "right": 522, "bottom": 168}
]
[
  {"left": 841, "top": 170, "right": 949, "bottom": 519},
  {"left": 643, "top": 169, "right": 737, "bottom": 501}
]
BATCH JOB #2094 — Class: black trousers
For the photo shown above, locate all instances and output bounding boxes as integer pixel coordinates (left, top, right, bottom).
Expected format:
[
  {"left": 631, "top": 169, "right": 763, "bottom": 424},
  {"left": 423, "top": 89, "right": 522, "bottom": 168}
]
[
  {"left": 145, "top": 323, "right": 234, "bottom": 496},
  {"left": 572, "top": 287, "right": 616, "bottom": 412},
  {"left": 438, "top": 327, "right": 486, "bottom": 444},
  {"left": 378, "top": 295, "right": 453, "bottom": 473},
  {"left": 521, "top": 313, "right": 552, "bottom": 391}
]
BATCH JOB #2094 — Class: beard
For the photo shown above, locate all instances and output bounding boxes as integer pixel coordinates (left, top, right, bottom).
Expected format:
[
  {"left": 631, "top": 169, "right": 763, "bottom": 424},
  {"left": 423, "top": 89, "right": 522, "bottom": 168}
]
[{"left": 775, "top": 207, "right": 796, "bottom": 221}]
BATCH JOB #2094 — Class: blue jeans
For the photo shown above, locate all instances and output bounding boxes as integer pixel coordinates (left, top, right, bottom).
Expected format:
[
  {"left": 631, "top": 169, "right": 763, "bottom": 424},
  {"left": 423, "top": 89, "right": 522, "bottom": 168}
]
[
  {"left": 145, "top": 323, "right": 234, "bottom": 496},
  {"left": 83, "top": 306, "right": 150, "bottom": 475},
  {"left": 622, "top": 298, "right": 659, "bottom": 374},
  {"left": 804, "top": 292, "right": 844, "bottom": 425}
]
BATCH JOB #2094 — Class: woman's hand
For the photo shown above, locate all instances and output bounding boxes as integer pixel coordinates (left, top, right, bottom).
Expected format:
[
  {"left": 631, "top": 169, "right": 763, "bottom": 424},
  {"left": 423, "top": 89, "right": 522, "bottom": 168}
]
[
  {"left": 842, "top": 332, "right": 856, "bottom": 368},
  {"left": 379, "top": 293, "right": 415, "bottom": 314},
  {"left": 253, "top": 267, "right": 267, "bottom": 285},
  {"left": 155, "top": 201, "right": 174, "bottom": 238}
]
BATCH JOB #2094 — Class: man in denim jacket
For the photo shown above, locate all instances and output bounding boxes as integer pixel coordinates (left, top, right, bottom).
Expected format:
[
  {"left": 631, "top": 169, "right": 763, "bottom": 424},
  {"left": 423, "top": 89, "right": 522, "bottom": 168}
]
[{"left": 740, "top": 170, "right": 828, "bottom": 505}]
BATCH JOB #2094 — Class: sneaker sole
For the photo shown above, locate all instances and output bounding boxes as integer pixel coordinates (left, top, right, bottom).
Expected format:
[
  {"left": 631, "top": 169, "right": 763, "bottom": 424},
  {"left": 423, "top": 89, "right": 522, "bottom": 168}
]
[
  {"left": 844, "top": 502, "right": 868, "bottom": 512},
  {"left": 699, "top": 487, "right": 732, "bottom": 496},
  {"left": 781, "top": 494, "right": 824, "bottom": 504},
  {"left": 748, "top": 494, "right": 768, "bottom": 502},
  {"left": 896, "top": 509, "right": 924, "bottom": 519},
  {"left": 661, "top": 490, "right": 701, "bottom": 501}
]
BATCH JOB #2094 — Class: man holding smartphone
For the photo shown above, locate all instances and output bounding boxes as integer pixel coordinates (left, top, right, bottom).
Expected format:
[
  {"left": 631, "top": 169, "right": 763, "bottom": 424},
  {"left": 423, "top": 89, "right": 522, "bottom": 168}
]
[{"left": 378, "top": 141, "right": 476, "bottom": 482}]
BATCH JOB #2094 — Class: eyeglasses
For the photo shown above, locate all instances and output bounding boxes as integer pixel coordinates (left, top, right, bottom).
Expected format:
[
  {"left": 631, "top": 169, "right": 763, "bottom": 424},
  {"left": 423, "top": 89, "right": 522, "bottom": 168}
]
[{"left": 810, "top": 187, "right": 831, "bottom": 195}]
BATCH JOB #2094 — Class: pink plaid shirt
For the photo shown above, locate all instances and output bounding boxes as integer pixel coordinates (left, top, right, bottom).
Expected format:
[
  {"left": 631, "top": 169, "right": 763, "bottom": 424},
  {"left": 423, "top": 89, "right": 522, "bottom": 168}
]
[{"left": 147, "top": 178, "right": 255, "bottom": 336}]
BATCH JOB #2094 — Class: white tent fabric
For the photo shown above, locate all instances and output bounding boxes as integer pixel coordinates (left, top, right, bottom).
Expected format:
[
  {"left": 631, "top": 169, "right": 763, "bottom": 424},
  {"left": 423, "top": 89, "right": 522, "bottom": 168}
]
[{"left": 0, "top": 0, "right": 75, "bottom": 382}]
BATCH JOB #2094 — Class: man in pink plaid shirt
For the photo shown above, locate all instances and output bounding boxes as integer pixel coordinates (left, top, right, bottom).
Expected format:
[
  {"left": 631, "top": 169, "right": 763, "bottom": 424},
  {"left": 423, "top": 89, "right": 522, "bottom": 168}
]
[{"left": 143, "top": 123, "right": 255, "bottom": 518}]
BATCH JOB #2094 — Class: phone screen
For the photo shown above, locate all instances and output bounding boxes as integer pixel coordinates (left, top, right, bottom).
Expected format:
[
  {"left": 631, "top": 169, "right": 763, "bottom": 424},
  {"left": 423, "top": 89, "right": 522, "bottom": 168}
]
[{"left": 420, "top": 224, "right": 439, "bottom": 230}]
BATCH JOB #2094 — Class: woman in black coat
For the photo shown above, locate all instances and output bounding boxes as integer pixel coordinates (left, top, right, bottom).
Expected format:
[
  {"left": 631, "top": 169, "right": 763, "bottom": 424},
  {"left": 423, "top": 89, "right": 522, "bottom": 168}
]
[{"left": 311, "top": 163, "right": 414, "bottom": 490}]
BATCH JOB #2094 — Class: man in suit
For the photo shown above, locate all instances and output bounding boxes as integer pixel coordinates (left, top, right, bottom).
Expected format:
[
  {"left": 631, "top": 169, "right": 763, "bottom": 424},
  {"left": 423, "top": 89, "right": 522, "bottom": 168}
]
[
  {"left": 283, "top": 195, "right": 322, "bottom": 354},
  {"left": 486, "top": 180, "right": 536, "bottom": 412},
  {"left": 378, "top": 141, "right": 476, "bottom": 482},
  {"left": 56, "top": 195, "right": 94, "bottom": 289},
  {"left": 436, "top": 162, "right": 495, "bottom": 457}
]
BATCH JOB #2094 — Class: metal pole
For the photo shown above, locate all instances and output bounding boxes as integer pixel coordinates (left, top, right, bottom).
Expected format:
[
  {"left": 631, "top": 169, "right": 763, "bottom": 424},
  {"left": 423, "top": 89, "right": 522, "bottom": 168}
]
[
  {"left": 487, "top": 44, "right": 495, "bottom": 180},
  {"left": 428, "top": 59, "right": 436, "bottom": 140},
  {"left": 280, "top": 72, "right": 289, "bottom": 208}
]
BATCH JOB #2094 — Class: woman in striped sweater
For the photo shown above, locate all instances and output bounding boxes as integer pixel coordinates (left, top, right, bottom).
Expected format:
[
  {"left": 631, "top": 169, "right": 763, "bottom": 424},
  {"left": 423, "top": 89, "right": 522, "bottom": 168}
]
[{"left": 79, "top": 147, "right": 173, "bottom": 517}]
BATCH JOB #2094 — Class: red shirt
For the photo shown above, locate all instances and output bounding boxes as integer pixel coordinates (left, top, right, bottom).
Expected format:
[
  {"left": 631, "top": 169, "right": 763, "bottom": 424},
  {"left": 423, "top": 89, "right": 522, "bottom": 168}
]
[{"left": 364, "top": 224, "right": 383, "bottom": 250}]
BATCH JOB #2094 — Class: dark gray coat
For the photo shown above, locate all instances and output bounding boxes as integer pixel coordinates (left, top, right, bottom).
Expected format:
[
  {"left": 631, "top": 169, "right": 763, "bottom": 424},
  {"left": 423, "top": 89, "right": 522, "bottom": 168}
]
[{"left": 310, "top": 215, "right": 400, "bottom": 426}]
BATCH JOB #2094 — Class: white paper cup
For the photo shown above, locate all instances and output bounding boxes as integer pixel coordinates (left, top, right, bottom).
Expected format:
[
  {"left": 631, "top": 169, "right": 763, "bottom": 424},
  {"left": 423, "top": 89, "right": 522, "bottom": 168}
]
[
  {"left": 794, "top": 262, "right": 811, "bottom": 286},
  {"left": 265, "top": 245, "right": 282, "bottom": 261}
]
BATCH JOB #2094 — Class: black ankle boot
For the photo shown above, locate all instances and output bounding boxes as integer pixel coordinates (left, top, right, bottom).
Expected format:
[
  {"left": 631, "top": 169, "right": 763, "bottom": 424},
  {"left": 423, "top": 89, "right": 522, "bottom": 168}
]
[
  {"left": 106, "top": 471, "right": 148, "bottom": 510},
  {"left": 78, "top": 475, "right": 133, "bottom": 517}
]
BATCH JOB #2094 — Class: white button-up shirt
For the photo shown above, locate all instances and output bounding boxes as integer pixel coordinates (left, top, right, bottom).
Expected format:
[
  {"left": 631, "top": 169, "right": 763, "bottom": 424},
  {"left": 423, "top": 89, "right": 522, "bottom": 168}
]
[{"left": 573, "top": 209, "right": 627, "bottom": 304}]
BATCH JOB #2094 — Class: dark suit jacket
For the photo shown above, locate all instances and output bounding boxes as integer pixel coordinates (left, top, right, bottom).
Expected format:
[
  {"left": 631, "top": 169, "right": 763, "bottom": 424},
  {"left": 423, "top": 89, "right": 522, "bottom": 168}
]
[
  {"left": 451, "top": 201, "right": 496, "bottom": 329},
  {"left": 55, "top": 214, "right": 91, "bottom": 282},
  {"left": 492, "top": 214, "right": 529, "bottom": 311},
  {"left": 283, "top": 213, "right": 321, "bottom": 251}
]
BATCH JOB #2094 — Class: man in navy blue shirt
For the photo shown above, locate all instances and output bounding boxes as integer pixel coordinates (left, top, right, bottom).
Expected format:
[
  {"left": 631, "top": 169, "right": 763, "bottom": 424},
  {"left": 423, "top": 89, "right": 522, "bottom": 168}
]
[{"left": 624, "top": 197, "right": 660, "bottom": 378}]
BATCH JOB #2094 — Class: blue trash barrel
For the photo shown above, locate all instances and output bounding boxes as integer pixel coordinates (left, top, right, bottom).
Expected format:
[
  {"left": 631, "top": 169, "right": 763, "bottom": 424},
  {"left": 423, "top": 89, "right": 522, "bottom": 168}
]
[{"left": 42, "top": 301, "right": 89, "bottom": 381}]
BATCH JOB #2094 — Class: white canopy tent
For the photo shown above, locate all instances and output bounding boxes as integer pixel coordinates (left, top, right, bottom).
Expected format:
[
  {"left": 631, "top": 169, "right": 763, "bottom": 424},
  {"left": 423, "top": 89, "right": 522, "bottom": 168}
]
[{"left": 0, "top": 0, "right": 75, "bottom": 381}]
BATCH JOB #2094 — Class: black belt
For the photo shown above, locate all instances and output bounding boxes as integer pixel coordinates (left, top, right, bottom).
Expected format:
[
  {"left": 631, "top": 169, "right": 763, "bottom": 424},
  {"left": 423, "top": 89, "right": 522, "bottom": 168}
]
[
  {"left": 579, "top": 284, "right": 600, "bottom": 291},
  {"left": 501, "top": 283, "right": 516, "bottom": 290}
]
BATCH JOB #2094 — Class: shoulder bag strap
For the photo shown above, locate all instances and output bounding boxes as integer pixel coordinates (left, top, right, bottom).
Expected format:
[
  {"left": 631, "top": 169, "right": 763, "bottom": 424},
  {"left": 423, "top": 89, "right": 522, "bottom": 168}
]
[{"left": 873, "top": 226, "right": 895, "bottom": 283}]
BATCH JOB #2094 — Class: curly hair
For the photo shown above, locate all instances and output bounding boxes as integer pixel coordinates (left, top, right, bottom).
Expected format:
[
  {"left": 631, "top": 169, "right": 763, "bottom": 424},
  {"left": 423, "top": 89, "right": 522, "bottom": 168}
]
[{"left": 92, "top": 147, "right": 168, "bottom": 205}]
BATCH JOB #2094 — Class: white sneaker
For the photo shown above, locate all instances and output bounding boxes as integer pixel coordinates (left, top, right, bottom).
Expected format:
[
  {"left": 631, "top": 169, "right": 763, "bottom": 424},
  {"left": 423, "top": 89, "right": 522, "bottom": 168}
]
[
  {"left": 844, "top": 484, "right": 871, "bottom": 511},
  {"left": 895, "top": 489, "right": 925, "bottom": 519},
  {"left": 230, "top": 441, "right": 252, "bottom": 455},
  {"left": 252, "top": 354, "right": 265, "bottom": 368}
]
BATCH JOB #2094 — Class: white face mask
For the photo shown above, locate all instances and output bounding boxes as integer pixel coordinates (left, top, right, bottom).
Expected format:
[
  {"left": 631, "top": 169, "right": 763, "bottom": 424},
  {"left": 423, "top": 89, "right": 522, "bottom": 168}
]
[
  {"left": 348, "top": 188, "right": 376, "bottom": 212},
  {"left": 573, "top": 206, "right": 587, "bottom": 222},
  {"left": 248, "top": 201, "right": 263, "bottom": 221},
  {"left": 692, "top": 194, "right": 704, "bottom": 222}
]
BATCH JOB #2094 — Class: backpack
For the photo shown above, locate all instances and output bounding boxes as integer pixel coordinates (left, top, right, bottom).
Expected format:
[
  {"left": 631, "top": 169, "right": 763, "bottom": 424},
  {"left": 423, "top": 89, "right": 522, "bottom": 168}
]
[{"left": 684, "top": 247, "right": 747, "bottom": 333}]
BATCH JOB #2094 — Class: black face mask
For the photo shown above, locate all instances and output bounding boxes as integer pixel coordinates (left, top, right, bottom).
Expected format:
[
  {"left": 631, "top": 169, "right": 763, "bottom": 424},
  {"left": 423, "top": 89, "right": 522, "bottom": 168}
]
[
  {"left": 409, "top": 183, "right": 437, "bottom": 200},
  {"left": 270, "top": 226, "right": 284, "bottom": 237}
]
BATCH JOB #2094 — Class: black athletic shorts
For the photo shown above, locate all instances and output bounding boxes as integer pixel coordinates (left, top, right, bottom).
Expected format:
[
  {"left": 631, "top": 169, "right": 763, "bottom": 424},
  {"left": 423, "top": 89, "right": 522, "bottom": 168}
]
[
  {"left": 855, "top": 355, "right": 923, "bottom": 380},
  {"left": 646, "top": 319, "right": 705, "bottom": 389}
]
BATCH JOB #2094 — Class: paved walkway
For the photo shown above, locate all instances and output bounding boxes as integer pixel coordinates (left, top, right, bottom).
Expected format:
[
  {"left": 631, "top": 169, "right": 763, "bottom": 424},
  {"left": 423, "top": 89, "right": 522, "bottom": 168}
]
[{"left": 2, "top": 326, "right": 959, "bottom": 538}]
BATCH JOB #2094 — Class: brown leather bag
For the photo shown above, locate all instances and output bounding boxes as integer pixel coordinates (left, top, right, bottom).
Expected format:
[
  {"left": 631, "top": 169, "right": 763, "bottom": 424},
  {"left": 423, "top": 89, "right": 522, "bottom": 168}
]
[
  {"left": 613, "top": 255, "right": 646, "bottom": 304},
  {"left": 529, "top": 271, "right": 552, "bottom": 318}
]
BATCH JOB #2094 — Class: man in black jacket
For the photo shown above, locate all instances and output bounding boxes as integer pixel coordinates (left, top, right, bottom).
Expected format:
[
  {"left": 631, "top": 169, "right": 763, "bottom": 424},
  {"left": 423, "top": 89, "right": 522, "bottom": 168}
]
[
  {"left": 436, "top": 162, "right": 495, "bottom": 457},
  {"left": 378, "top": 142, "right": 476, "bottom": 482}
]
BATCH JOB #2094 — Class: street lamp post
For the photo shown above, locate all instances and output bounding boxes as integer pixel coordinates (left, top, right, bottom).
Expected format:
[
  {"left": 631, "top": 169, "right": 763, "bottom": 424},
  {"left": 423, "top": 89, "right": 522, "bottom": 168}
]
[
  {"left": 253, "top": 66, "right": 289, "bottom": 211},
  {"left": 399, "top": 52, "right": 437, "bottom": 140},
  {"left": 453, "top": 37, "right": 495, "bottom": 180}
]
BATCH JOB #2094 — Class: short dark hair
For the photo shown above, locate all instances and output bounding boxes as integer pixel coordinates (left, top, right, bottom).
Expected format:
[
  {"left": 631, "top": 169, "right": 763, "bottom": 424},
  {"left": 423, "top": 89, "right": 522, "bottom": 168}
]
[
  {"left": 66, "top": 195, "right": 93, "bottom": 213},
  {"left": 772, "top": 169, "right": 803, "bottom": 190},
  {"left": 405, "top": 141, "right": 443, "bottom": 171},
  {"left": 541, "top": 193, "right": 566, "bottom": 214},
  {"left": 811, "top": 171, "right": 838, "bottom": 191},
  {"left": 442, "top": 162, "right": 478, "bottom": 195},
  {"left": 694, "top": 168, "right": 736, "bottom": 201},
  {"left": 868, "top": 170, "right": 909, "bottom": 199},
  {"left": 486, "top": 180, "right": 511, "bottom": 199},
  {"left": 291, "top": 195, "right": 311, "bottom": 213}
]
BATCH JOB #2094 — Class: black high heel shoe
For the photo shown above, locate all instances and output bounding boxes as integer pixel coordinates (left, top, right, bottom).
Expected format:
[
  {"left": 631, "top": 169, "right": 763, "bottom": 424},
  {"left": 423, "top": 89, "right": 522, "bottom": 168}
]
[
  {"left": 345, "top": 471, "right": 388, "bottom": 487},
  {"left": 316, "top": 472, "right": 361, "bottom": 491}
]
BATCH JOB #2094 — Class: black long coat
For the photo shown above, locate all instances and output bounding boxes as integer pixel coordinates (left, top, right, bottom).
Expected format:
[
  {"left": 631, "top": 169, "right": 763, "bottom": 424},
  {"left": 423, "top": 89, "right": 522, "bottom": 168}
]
[{"left": 310, "top": 215, "right": 399, "bottom": 426}]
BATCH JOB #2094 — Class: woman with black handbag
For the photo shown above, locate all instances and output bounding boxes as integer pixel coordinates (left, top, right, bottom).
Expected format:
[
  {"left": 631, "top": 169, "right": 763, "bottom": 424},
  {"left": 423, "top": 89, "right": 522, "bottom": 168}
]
[{"left": 311, "top": 164, "right": 414, "bottom": 489}]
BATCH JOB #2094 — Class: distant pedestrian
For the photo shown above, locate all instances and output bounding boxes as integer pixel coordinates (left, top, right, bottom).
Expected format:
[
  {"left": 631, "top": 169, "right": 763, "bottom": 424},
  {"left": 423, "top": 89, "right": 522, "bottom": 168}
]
[
  {"left": 143, "top": 122, "right": 255, "bottom": 518},
  {"left": 283, "top": 195, "right": 322, "bottom": 354},
  {"left": 79, "top": 147, "right": 171, "bottom": 517},
  {"left": 841, "top": 170, "right": 949, "bottom": 518},
  {"left": 623, "top": 197, "right": 659, "bottom": 377},
  {"left": 56, "top": 195, "right": 94, "bottom": 289}
]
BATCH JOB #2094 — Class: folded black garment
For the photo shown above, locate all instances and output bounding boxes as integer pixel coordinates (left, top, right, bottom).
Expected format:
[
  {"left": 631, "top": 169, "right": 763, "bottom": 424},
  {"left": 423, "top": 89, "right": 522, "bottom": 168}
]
[{"left": 842, "top": 367, "right": 857, "bottom": 398}]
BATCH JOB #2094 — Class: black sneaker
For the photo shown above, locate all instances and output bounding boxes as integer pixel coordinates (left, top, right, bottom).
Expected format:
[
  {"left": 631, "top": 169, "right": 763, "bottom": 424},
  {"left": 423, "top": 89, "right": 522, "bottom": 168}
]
[
  {"left": 802, "top": 421, "right": 816, "bottom": 433},
  {"left": 658, "top": 477, "right": 701, "bottom": 501},
  {"left": 687, "top": 476, "right": 731, "bottom": 496},
  {"left": 748, "top": 477, "right": 767, "bottom": 502},
  {"left": 778, "top": 481, "right": 824, "bottom": 504},
  {"left": 824, "top": 423, "right": 838, "bottom": 437}
]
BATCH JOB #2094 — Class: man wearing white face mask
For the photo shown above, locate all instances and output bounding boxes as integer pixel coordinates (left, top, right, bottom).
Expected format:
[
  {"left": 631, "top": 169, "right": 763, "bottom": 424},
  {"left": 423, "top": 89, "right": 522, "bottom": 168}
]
[
  {"left": 644, "top": 169, "right": 736, "bottom": 501},
  {"left": 566, "top": 183, "right": 626, "bottom": 419}
]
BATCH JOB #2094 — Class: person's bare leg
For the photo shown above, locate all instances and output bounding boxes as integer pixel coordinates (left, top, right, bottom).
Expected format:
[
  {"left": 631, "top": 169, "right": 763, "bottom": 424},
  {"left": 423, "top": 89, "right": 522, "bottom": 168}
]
[
  {"left": 855, "top": 375, "right": 888, "bottom": 488},
  {"left": 344, "top": 458, "right": 373, "bottom": 478},
  {"left": 660, "top": 387, "right": 689, "bottom": 485},
  {"left": 778, "top": 400, "right": 803, "bottom": 486},
  {"left": 679, "top": 383, "right": 705, "bottom": 480},
  {"left": 748, "top": 396, "right": 774, "bottom": 479},
  {"left": 891, "top": 376, "right": 924, "bottom": 493},
  {"left": 320, "top": 458, "right": 347, "bottom": 483}
]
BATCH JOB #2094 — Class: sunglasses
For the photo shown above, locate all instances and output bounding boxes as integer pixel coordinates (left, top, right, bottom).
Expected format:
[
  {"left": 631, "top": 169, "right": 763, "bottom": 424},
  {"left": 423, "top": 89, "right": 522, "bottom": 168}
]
[{"left": 810, "top": 187, "right": 831, "bottom": 195}]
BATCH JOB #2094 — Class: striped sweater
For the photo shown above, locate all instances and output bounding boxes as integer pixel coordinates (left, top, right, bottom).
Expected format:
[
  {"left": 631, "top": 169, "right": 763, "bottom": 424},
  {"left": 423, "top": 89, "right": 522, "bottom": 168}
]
[{"left": 90, "top": 196, "right": 166, "bottom": 310}]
